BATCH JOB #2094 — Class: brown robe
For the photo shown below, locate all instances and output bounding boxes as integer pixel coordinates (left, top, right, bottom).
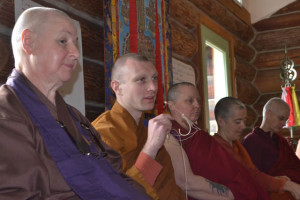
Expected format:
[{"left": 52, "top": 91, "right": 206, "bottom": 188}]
[
  {"left": 0, "top": 79, "right": 144, "bottom": 199},
  {"left": 92, "top": 101, "right": 186, "bottom": 200}
]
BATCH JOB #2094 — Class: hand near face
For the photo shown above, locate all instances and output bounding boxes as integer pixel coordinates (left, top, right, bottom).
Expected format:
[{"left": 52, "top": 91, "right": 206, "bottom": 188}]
[{"left": 142, "top": 114, "right": 173, "bottom": 159}]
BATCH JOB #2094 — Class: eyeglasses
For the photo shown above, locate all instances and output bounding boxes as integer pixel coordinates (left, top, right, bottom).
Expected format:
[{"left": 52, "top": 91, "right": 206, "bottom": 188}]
[{"left": 56, "top": 120, "right": 107, "bottom": 158}]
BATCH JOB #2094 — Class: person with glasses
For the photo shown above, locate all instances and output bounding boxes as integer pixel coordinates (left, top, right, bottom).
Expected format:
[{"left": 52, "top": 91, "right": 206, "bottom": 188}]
[
  {"left": 242, "top": 97, "right": 300, "bottom": 184},
  {"left": 213, "top": 97, "right": 300, "bottom": 199},
  {"left": 0, "top": 7, "right": 150, "bottom": 200}
]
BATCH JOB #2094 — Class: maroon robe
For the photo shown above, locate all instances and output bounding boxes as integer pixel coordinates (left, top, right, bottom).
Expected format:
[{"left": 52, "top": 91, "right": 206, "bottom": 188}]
[
  {"left": 243, "top": 127, "right": 300, "bottom": 184},
  {"left": 171, "top": 121, "right": 269, "bottom": 200}
]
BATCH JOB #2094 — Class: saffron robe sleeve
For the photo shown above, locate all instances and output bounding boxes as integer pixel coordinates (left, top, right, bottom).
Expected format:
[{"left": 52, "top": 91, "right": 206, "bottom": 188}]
[
  {"left": 92, "top": 102, "right": 186, "bottom": 200},
  {"left": 0, "top": 85, "right": 79, "bottom": 200}
]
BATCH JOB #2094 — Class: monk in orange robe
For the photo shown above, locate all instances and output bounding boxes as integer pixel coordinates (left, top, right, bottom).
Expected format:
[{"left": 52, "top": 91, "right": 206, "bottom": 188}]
[
  {"left": 213, "top": 97, "right": 300, "bottom": 200},
  {"left": 92, "top": 53, "right": 185, "bottom": 200}
]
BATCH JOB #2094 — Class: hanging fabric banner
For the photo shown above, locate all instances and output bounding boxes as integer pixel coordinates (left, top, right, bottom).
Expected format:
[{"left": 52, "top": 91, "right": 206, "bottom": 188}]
[
  {"left": 291, "top": 86, "right": 300, "bottom": 126},
  {"left": 281, "top": 86, "right": 295, "bottom": 127},
  {"left": 104, "top": 0, "right": 172, "bottom": 114}
]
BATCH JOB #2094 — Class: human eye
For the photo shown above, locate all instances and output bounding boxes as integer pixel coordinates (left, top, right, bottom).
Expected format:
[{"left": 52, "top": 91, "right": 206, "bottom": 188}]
[
  {"left": 235, "top": 120, "right": 242, "bottom": 125},
  {"left": 58, "top": 39, "right": 67, "bottom": 46},
  {"left": 137, "top": 77, "right": 146, "bottom": 83},
  {"left": 278, "top": 116, "right": 287, "bottom": 121},
  {"left": 185, "top": 98, "right": 193, "bottom": 104},
  {"left": 152, "top": 75, "right": 158, "bottom": 81}
]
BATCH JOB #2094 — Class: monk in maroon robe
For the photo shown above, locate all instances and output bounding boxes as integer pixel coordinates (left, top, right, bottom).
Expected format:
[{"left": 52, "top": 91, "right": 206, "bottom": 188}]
[
  {"left": 242, "top": 98, "right": 300, "bottom": 184},
  {"left": 165, "top": 82, "right": 269, "bottom": 200}
]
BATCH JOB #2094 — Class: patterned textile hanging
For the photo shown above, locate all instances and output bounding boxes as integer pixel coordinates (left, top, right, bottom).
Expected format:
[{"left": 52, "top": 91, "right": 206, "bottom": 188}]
[{"left": 103, "top": 0, "right": 172, "bottom": 115}]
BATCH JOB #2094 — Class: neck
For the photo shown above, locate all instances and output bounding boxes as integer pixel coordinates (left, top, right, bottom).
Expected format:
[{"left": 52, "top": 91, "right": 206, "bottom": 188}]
[
  {"left": 117, "top": 100, "right": 142, "bottom": 125},
  {"left": 259, "top": 124, "right": 274, "bottom": 137},
  {"left": 176, "top": 117, "right": 189, "bottom": 130},
  {"left": 17, "top": 68, "right": 59, "bottom": 105},
  {"left": 216, "top": 130, "right": 233, "bottom": 146}
]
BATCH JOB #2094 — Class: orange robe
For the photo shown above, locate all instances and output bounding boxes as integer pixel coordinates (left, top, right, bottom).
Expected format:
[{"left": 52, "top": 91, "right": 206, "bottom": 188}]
[
  {"left": 213, "top": 134, "right": 294, "bottom": 200},
  {"left": 92, "top": 102, "right": 185, "bottom": 200}
]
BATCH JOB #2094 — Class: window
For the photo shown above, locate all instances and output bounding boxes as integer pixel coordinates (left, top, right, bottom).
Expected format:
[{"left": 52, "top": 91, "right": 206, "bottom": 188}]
[{"left": 201, "top": 24, "right": 232, "bottom": 135}]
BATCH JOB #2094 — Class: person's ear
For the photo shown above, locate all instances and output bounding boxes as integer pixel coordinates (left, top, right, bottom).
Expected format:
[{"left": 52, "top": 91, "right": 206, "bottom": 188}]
[
  {"left": 111, "top": 80, "right": 122, "bottom": 96},
  {"left": 21, "top": 29, "right": 35, "bottom": 54},
  {"left": 167, "top": 101, "right": 175, "bottom": 111},
  {"left": 217, "top": 117, "right": 225, "bottom": 127}
]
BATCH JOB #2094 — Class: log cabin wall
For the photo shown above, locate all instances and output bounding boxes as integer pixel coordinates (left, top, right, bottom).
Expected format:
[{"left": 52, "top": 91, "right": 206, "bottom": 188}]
[
  {"left": 170, "top": 0, "right": 258, "bottom": 134},
  {"left": 252, "top": 1, "right": 300, "bottom": 138},
  {"left": 0, "top": 0, "right": 299, "bottom": 139},
  {"left": 0, "top": 0, "right": 105, "bottom": 121}
]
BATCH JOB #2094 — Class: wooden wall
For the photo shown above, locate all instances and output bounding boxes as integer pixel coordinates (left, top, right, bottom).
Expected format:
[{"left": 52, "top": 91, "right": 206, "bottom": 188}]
[
  {"left": 169, "top": 0, "right": 257, "bottom": 133},
  {"left": 0, "top": 0, "right": 299, "bottom": 139},
  {"left": 251, "top": 1, "right": 300, "bottom": 138},
  {"left": 0, "top": 0, "right": 105, "bottom": 121},
  {"left": 169, "top": 0, "right": 300, "bottom": 139}
]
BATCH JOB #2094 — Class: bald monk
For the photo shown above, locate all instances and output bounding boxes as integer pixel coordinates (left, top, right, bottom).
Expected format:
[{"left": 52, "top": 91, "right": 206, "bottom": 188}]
[
  {"left": 213, "top": 97, "right": 300, "bottom": 200},
  {"left": 0, "top": 7, "right": 149, "bottom": 199},
  {"left": 92, "top": 53, "right": 185, "bottom": 199},
  {"left": 243, "top": 97, "right": 300, "bottom": 184},
  {"left": 166, "top": 82, "right": 269, "bottom": 200}
]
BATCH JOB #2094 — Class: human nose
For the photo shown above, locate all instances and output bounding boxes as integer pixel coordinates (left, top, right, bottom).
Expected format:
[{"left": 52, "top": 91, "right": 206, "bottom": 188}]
[
  {"left": 193, "top": 100, "right": 200, "bottom": 108},
  {"left": 69, "top": 42, "right": 80, "bottom": 59},
  {"left": 241, "top": 121, "right": 246, "bottom": 129},
  {"left": 148, "top": 80, "right": 158, "bottom": 91}
]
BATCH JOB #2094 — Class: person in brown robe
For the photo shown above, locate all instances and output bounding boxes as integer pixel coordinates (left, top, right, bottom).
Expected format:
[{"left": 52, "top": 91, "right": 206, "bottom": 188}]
[
  {"left": 92, "top": 53, "right": 186, "bottom": 200},
  {"left": 213, "top": 97, "right": 300, "bottom": 200},
  {"left": 0, "top": 7, "right": 149, "bottom": 200}
]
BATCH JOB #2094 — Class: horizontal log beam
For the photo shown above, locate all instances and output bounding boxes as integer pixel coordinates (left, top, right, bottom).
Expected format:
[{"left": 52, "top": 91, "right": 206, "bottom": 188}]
[
  {"left": 170, "top": 20, "right": 198, "bottom": 59},
  {"left": 274, "top": 1, "right": 300, "bottom": 15},
  {"left": 252, "top": 27, "right": 300, "bottom": 51},
  {"left": 235, "top": 56, "right": 256, "bottom": 81},
  {"left": 217, "top": 0, "right": 251, "bottom": 26},
  {"left": 254, "top": 48, "right": 300, "bottom": 69},
  {"left": 253, "top": 12, "right": 300, "bottom": 32},
  {"left": 170, "top": 0, "right": 199, "bottom": 30},
  {"left": 234, "top": 37, "right": 255, "bottom": 61},
  {"left": 83, "top": 60, "right": 104, "bottom": 103},
  {"left": 254, "top": 67, "right": 300, "bottom": 93},
  {"left": 236, "top": 77, "right": 259, "bottom": 105},
  {"left": 189, "top": 0, "right": 254, "bottom": 42}
]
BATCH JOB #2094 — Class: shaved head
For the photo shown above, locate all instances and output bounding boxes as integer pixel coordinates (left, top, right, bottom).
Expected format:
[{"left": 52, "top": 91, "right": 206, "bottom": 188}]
[
  {"left": 111, "top": 53, "right": 150, "bottom": 83},
  {"left": 215, "top": 97, "right": 246, "bottom": 122},
  {"left": 11, "top": 7, "right": 73, "bottom": 66},
  {"left": 167, "top": 82, "right": 196, "bottom": 103},
  {"left": 263, "top": 97, "right": 290, "bottom": 117}
]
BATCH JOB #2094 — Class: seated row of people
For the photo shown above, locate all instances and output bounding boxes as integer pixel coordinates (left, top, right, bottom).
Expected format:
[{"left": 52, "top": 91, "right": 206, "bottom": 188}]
[
  {"left": 0, "top": 6, "right": 299, "bottom": 200},
  {"left": 165, "top": 83, "right": 300, "bottom": 200}
]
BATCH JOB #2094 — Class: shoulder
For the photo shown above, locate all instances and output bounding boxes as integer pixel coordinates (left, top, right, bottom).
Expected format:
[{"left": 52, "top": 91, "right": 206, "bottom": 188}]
[
  {"left": 242, "top": 128, "right": 262, "bottom": 143},
  {"left": 0, "top": 84, "right": 31, "bottom": 122}
]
